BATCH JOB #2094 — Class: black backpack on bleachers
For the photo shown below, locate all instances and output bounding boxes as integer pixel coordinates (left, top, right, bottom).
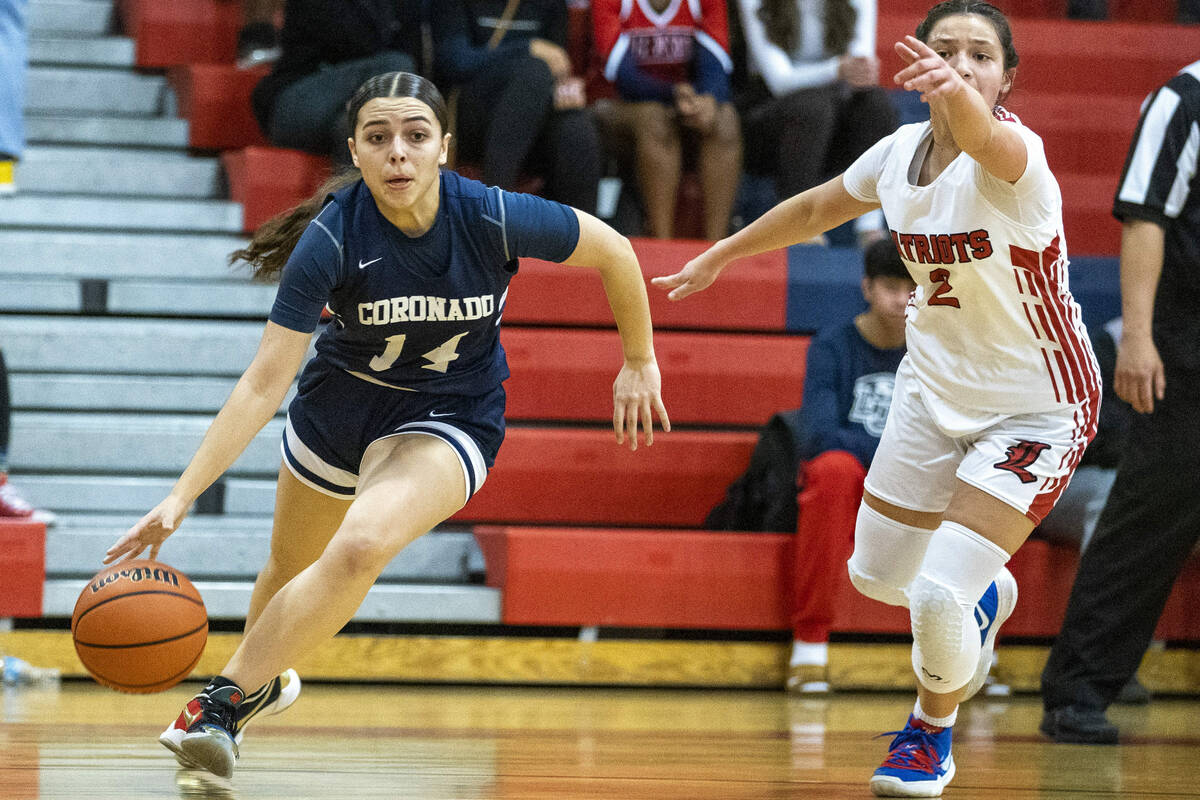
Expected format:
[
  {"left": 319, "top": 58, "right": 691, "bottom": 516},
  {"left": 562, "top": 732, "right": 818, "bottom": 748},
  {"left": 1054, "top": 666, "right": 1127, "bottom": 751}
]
[{"left": 705, "top": 410, "right": 806, "bottom": 533}]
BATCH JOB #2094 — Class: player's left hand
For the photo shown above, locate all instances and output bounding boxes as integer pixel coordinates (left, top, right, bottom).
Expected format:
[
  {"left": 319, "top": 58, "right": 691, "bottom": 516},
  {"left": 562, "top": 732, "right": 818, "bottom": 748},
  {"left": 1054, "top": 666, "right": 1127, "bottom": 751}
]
[
  {"left": 893, "top": 35, "right": 967, "bottom": 103},
  {"left": 612, "top": 360, "right": 670, "bottom": 451}
]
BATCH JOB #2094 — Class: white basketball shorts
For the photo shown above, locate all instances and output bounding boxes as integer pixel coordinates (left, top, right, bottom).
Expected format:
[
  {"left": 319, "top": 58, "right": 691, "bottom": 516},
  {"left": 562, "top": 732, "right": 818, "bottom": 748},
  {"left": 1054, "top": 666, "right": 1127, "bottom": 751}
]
[{"left": 864, "top": 359, "right": 1098, "bottom": 524}]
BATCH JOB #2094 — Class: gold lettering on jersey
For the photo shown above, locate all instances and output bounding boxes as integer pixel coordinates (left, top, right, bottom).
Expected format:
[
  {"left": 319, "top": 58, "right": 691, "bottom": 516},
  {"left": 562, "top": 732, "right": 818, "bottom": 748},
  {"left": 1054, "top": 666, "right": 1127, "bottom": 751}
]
[
  {"left": 890, "top": 229, "right": 993, "bottom": 264},
  {"left": 357, "top": 294, "right": 496, "bottom": 325}
]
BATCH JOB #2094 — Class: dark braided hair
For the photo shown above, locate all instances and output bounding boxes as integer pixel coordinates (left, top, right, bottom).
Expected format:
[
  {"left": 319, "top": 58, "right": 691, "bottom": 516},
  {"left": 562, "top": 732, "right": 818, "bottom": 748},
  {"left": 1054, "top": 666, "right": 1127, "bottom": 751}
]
[{"left": 230, "top": 72, "right": 448, "bottom": 282}]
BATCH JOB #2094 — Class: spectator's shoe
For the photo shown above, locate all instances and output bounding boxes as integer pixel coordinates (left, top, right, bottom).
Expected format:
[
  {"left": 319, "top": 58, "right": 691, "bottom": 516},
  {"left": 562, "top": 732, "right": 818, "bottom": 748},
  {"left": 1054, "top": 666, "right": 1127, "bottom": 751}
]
[
  {"left": 0, "top": 474, "right": 55, "bottom": 524},
  {"left": 1116, "top": 675, "right": 1151, "bottom": 705},
  {"left": 162, "top": 670, "right": 300, "bottom": 769},
  {"left": 0, "top": 159, "right": 14, "bottom": 195},
  {"left": 870, "top": 715, "right": 955, "bottom": 797},
  {"left": 1039, "top": 706, "right": 1119, "bottom": 744},
  {"left": 961, "top": 567, "right": 1017, "bottom": 702},
  {"left": 159, "top": 680, "right": 243, "bottom": 777},
  {"left": 235, "top": 22, "right": 280, "bottom": 69}
]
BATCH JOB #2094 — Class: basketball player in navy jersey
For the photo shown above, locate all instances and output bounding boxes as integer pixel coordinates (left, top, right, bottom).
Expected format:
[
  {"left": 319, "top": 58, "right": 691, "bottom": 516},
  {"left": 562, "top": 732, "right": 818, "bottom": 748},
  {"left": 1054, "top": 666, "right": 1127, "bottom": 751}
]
[{"left": 103, "top": 72, "right": 670, "bottom": 779}]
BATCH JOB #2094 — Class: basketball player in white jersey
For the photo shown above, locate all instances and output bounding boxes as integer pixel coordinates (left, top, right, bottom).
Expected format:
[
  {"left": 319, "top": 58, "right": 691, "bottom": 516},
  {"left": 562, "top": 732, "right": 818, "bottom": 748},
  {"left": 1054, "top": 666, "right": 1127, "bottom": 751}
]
[{"left": 655, "top": 2, "right": 1098, "bottom": 795}]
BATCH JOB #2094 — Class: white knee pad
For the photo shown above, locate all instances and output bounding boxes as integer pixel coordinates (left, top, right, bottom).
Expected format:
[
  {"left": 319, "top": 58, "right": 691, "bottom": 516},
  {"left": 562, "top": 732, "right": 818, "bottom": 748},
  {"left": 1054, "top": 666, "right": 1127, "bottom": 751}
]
[
  {"left": 846, "top": 502, "right": 934, "bottom": 608},
  {"left": 908, "top": 573, "right": 978, "bottom": 693},
  {"left": 908, "top": 521, "right": 1011, "bottom": 693}
]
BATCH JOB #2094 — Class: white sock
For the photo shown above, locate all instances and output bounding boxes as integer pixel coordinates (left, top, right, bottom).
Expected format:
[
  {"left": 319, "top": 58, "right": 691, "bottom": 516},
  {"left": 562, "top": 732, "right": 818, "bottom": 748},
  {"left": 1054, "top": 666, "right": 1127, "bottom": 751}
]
[
  {"left": 913, "top": 699, "right": 957, "bottom": 729},
  {"left": 789, "top": 640, "right": 828, "bottom": 668},
  {"left": 908, "top": 521, "right": 1009, "bottom": 693}
]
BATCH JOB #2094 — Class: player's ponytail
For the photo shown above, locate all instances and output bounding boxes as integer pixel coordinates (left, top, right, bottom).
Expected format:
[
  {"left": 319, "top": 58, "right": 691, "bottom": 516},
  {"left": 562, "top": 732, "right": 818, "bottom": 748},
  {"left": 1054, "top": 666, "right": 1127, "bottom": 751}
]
[
  {"left": 230, "top": 72, "right": 447, "bottom": 283},
  {"left": 229, "top": 170, "right": 360, "bottom": 283}
]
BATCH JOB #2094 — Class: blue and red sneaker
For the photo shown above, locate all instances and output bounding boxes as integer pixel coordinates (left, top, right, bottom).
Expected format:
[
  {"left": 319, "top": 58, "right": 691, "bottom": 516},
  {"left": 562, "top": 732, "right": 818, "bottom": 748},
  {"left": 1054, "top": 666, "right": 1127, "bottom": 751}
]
[
  {"left": 870, "top": 715, "right": 955, "bottom": 797},
  {"left": 962, "top": 566, "right": 1018, "bottom": 701}
]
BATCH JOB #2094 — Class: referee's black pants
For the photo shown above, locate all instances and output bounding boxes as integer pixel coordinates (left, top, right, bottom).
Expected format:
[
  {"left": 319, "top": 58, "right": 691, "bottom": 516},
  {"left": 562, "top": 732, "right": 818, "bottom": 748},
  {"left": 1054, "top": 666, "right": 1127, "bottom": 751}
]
[{"left": 1041, "top": 368, "right": 1200, "bottom": 713}]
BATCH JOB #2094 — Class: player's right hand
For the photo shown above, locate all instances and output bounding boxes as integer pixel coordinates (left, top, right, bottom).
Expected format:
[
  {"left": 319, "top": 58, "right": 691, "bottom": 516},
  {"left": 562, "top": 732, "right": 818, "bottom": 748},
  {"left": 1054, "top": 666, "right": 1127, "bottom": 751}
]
[
  {"left": 104, "top": 495, "right": 189, "bottom": 564},
  {"left": 651, "top": 251, "right": 724, "bottom": 301}
]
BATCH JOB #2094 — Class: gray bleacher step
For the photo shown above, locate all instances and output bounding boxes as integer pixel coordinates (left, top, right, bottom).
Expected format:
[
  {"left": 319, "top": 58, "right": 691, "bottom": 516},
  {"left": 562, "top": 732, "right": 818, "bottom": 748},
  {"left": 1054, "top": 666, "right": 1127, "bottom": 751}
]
[
  {"left": 42, "top": 579, "right": 501, "bottom": 622},
  {"left": 29, "top": 0, "right": 115, "bottom": 36},
  {"left": 47, "top": 521, "right": 484, "bottom": 583},
  {"left": 19, "top": 146, "right": 225, "bottom": 198},
  {"left": 0, "top": 277, "right": 272, "bottom": 316},
  {"left": 10, "top": 475, "right": 182, "bottom": 514},
  {"left": 0, "top": 194, "right": 243, "bottom": 233},
  {"left": 10, "top": 374, "right": 296, "bottom": 414},
  {"left": 225, "top": 479, "right": 282, "bottom": 515},
  {"left": 29, "top": 36, "right": 135, "bottom": 68},
  {"left": 110, "top": 280, "right": 275, "bottom": 316},
  {"left": 9, "top": 412, "right": 284, "bottom": 475},
  {"left": 0, "top": 316, "right": 281, "bottom": 375},
  {"left": 0, "top": 230, "right": 246, "bottom": 279},
  {"left": 0, "top": 278, "right": 80, "bottom": 312},
  {"left": 27, "top": 66, "right": 170, "bottom": 116},
  {"left": 25, "top": 115, "right": 190, "bottom": 149}
]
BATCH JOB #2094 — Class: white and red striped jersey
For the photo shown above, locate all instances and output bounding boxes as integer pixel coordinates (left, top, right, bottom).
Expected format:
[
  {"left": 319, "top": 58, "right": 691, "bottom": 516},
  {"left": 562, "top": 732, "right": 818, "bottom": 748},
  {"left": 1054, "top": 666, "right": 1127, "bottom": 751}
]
[
  {"left": 593, "top": 0, "right": 732, "bottom": 86},
  {"left": 842, "top": 109, "right": 1100, "bottom": 415}
]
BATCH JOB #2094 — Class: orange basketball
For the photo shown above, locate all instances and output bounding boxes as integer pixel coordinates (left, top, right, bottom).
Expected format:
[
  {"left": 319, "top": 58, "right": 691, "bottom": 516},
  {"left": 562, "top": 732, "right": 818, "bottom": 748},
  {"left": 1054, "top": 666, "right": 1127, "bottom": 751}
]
[{"left": 71, "top": 559, "right": 208, "bottom": 694}]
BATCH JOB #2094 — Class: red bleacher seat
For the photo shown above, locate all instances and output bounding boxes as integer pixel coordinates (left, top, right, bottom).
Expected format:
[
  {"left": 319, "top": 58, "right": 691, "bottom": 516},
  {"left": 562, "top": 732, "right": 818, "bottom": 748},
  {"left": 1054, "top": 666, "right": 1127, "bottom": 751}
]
[
  {"left": 0, "top": 519, "right": 46, "bottom": 617},
  {"left": 168, "top": 64, "right": 269, "bottom": 151},
  {"left": 453, "top": 428, "right": 756, "bottom": 527},
  {"left": 118, "top": 0, "right": 240, "bottom": 67},
  {"left": 507, "top": 242, "right": 788, "bottom": 331},
  {"left": 475, "top": 526, "right": 791, "bottom": 629},
  {"left": 221, "top": 146, "right": 331, "bottom": 232},
  {"left": 474, "top": 526, "right": 1200, "bottom": 639},
  {"left": 502, "top": 328, "right": 808, "bottom": 425}
]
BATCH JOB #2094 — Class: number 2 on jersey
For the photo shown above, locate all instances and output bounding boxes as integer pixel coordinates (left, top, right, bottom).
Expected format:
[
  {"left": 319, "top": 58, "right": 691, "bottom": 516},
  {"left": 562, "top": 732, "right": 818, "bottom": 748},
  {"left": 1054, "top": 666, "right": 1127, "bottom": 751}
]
[
  {"left": 368, "top": 332, "right": 468, "bottom": 373},
  {"left": 928, "top": 268, "right": 961, "bottom": 308}
]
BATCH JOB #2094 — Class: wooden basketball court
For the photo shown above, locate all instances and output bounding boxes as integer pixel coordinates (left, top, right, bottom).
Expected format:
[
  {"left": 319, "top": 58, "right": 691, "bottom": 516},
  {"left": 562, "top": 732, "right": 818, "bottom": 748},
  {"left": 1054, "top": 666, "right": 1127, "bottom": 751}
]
[{"left": 3, "top": 681, "right": 1199, "bottom": 799}]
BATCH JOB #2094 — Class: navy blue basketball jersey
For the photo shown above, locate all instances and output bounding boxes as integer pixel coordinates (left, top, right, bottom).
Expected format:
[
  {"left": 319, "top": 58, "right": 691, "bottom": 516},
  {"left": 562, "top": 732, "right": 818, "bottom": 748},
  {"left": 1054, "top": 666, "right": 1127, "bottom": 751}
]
[{"left": 270, "top": 170, "right": 580, "bottom": 395}]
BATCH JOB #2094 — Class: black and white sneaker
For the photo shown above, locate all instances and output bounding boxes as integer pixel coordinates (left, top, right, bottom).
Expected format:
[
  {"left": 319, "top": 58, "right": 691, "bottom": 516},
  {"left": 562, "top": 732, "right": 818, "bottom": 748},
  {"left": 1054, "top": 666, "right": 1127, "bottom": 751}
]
[
  {"left": 159, "top": 678, "right": 242, "bottom": 778},
  {"left": 162, "top": 670, "right": 301, "bottom": 771}
]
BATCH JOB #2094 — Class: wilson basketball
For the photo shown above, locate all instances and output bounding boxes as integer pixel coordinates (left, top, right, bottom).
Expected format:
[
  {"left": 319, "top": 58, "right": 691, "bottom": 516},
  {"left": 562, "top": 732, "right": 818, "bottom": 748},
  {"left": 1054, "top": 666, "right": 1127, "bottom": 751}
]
[{"left": 71, "top": 559, "right": 208, "bottom": 694}]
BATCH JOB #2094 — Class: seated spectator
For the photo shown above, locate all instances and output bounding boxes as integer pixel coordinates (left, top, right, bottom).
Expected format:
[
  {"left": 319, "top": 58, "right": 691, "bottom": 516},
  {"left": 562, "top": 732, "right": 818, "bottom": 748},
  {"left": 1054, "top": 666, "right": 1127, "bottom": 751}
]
[
  {"left": 432, "top": 0, "right": 602, "bottom": 213},
  {"left": 733, "top": 0, "right": 896, "bottom": 243},
  {"left": 703, "top": 240, "right": 912, "bottom": 690},
  {"left": 784, "top": 238, "right": 911, "bottom": 690},
  {"left": 250, "top": 0, "right": 423, "bottom": 164},
  {"left": 592, "top": 0, "right": 742, "bottom": 240},
  {"left": 0, "top": 347, "right": 54, "bottom": 524},
  {"left": 0, "top": 0, "right": 27, "bottom": 195}
]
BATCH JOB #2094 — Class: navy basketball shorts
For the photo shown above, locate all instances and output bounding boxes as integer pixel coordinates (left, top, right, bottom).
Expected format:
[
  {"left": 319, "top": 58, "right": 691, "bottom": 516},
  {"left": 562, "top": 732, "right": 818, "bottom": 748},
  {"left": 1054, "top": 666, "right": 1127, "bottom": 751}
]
[{"left": 281, "top": 363, "right": 506, "bottom": 504}]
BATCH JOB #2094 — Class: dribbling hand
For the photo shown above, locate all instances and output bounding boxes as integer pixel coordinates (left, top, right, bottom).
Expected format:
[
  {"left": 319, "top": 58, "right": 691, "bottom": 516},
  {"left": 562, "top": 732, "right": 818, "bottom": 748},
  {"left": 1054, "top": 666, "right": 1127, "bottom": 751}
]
[
  {"left": 613, "top": 360, "right": 670, "bottom": 451},
  {"left": 103, "top": 496, "right": 189, "bottom": 564}
]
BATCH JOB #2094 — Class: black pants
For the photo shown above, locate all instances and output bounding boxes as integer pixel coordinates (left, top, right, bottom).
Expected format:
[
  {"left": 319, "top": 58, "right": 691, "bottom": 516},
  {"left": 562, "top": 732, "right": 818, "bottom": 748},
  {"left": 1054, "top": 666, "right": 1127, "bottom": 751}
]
[
  {"left": 455, "top": 55, "right": 600, "bottom": 213},
  {"left": 741, "top": 83, "right": 897, "bottom": 199},
  {"left": 1041, "top": 367, "right": 1200, "bottom": 712},
  {"left": 268, "top": 51, "right": 417, "bottom": 163}
]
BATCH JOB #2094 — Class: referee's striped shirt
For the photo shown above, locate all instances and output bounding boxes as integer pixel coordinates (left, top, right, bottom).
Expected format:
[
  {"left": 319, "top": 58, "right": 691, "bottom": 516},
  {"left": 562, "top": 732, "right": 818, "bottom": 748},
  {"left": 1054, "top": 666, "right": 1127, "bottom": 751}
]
[{"left": 1112, "top": 60, "right": 1200, "bottom": 370}]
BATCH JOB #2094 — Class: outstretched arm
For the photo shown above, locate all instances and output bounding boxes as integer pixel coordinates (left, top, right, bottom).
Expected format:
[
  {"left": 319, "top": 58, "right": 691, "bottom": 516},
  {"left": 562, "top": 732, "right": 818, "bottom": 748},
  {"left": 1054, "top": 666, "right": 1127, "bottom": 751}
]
[
  {"left": 563, "top": 210, "right": 670, "bottom": 449},
  {"left": 105, "top": 322, "right": 312, "bottom": 562},
  {"left": 893, "top": 36, "right": 1026, "bottom": 183},
  {"left": 652, "top": 175, "right": 878, "bottom": 300}
]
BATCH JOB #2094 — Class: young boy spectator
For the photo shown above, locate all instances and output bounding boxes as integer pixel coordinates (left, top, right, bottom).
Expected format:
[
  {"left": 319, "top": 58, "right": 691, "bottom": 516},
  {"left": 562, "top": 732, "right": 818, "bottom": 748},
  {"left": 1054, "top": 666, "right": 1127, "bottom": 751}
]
[{"left": 786, "top": 238, "right": 912, "bottom": 690}]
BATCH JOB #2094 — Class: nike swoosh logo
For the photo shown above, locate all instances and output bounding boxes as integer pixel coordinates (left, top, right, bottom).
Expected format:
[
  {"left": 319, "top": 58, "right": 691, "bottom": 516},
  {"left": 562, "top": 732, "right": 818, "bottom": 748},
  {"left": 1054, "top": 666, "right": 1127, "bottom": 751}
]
[
  {"left": 358, "top": 257, "right": 382, "bottom": 270},
  {"left": 429, "top": 411, "right": 455, "bottom": 418},
  {"left": 183, "top": 707, "right": 200, "bottom": 727},
  {"left": 975, "top": 606, "right": 991, "bottom": 632}
]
